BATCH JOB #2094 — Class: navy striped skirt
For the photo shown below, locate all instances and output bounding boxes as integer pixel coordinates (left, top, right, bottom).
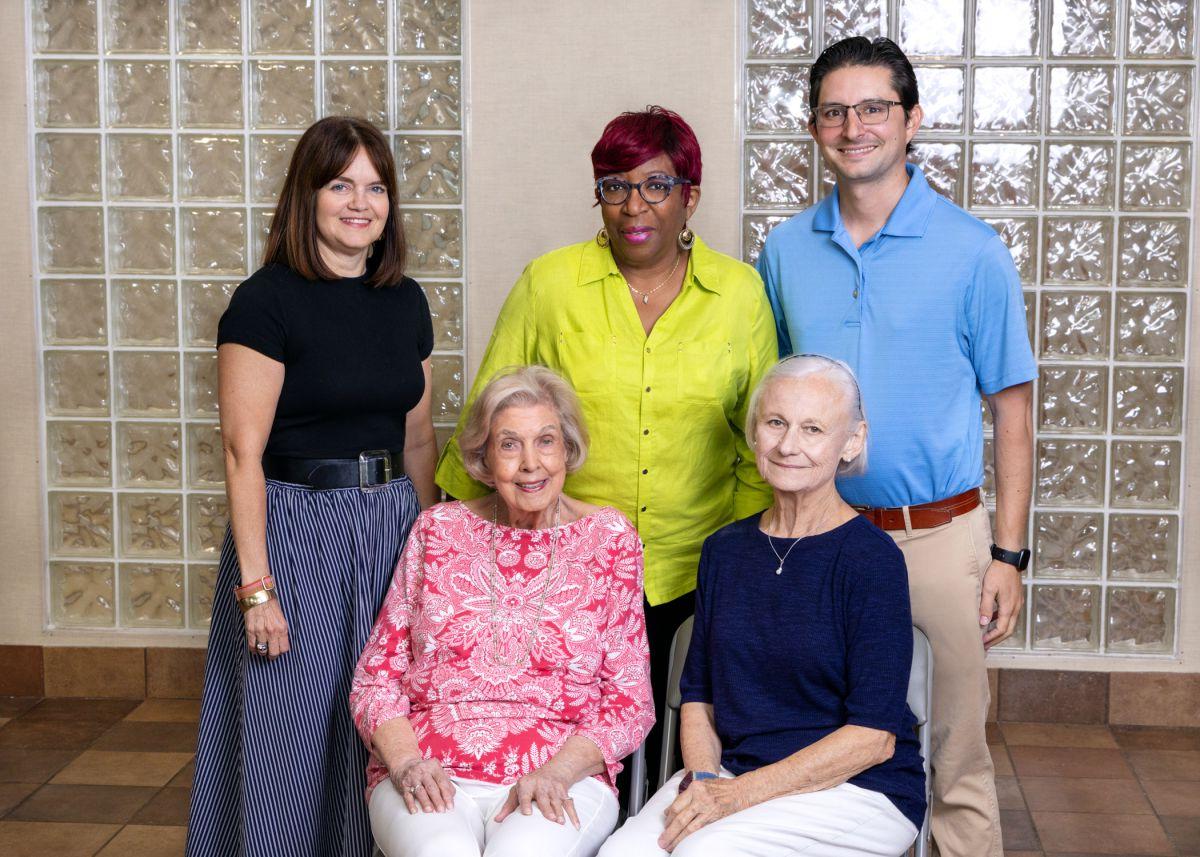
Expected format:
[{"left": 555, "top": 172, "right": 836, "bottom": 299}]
[{"left": 186, "top": 477, "right": 419, "bottom": 857}]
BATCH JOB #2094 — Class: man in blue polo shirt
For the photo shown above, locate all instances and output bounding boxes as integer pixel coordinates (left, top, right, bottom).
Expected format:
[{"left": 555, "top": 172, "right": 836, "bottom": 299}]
[{"left": 757, "top": 37, "right": 1036, "bottom": 857}]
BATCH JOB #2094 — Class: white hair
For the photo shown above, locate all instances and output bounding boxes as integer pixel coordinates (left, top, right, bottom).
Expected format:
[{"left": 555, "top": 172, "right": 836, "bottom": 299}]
[
  {"left": 459, "top": 365, "right": 589, "bottom": 485},
  {"left": 745, "top": 354, "right": 869, "bottom": 476}
]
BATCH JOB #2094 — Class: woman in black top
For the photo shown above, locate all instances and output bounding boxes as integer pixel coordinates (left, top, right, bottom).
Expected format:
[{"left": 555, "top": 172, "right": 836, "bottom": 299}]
[{"left": 186, "top": 116, "right": 438, "bottom": 857}]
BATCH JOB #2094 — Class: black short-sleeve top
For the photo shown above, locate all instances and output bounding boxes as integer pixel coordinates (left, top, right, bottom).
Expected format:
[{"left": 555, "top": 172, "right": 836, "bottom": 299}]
[{"left": 217, "top": 263, "right": 434, "bottom": 459}]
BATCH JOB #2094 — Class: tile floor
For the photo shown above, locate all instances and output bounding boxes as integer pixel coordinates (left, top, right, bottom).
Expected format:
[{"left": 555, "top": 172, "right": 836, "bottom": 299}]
[{"left": 0, "top": 697, "right": 1196, "bottom": 856}]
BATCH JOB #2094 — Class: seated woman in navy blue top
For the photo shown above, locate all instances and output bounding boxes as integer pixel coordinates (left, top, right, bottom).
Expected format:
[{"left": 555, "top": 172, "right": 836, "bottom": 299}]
[{"left": 600, "top": 354, "right": 924, "bottom": 857}]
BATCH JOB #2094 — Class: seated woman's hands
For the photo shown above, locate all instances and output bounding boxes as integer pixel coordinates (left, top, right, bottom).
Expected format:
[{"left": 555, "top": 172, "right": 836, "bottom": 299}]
[
  {"left": 494, "top": 758, "right": 583, "bottom": 830},
  {"left": 389, "top": 756, "right": 456, "bottom": 814},
  {"left": 657, "top": 776, "right": 749, "bottom": 851}
]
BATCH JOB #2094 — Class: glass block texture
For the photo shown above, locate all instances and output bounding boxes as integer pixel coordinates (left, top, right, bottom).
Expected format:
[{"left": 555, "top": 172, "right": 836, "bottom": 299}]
[
  {"left": 37, "top": 134, "right": 101, "bottom": 200},
  {"left": 398, "top": 0, "right": 461, "bottom": 53},
  {"left": 749, "top": 0, "right": 813, "bottom": 57},
  {"left": 323, "top": 62, "right": 388, "bottom": 127},
  {"left": 177, "top": 0, "right": 241, "bottom": 53},
  {"left": 1051, "top": 0, "right": 1116, "bottom": 56},
  {"left": 34, "top": 0, "right": 98, "bottom": 53},
  {"left": 1106, "top": 588, "right": 1175, "bottom": 653},
  {"left": 975, "top": 0, "right": 1040, "bottom": 56},
  {"left": 120, "top": 563, "right": 184, "bottom": 628},
  {"left": 51, "top": 562, "right": 115, "bottom": 627},
  {"left": 746, "top": 0, "right": 1196, "bottom": 656},
  {"left": 1049, "top": 66, "right": 1116, "bottom": 134},
  {"left": 106, "top": 61, "right": 171, "bottom": 128},
  {"left": 1033, "top": 585, "right": 1101, "bottom": 651},
  {"left": 900, "top": 0, "right": 963, "bottom": 57},
  {"left": 1034, "top": 512, "right": 1103, "bottom": 578},
  {"left": 30, "top": 0, "right": 468, "bottom": 633},
  {"left": 325, "top": 0, "right": 386, "bottom": 52}
]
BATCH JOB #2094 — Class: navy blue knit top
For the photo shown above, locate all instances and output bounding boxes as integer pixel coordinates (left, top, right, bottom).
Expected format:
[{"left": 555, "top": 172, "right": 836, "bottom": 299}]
[{"left": 679, "top": 513, "right": 926, "bottom": 830}]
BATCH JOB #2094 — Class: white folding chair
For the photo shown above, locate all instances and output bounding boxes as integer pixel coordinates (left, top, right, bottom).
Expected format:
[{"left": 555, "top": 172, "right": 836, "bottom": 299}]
[
  {"left": 907, "top": 626, "right": 934, "bottom": 857},
  {"left": 625, "top": 741, "right": 648, "bottom": 817},
  {"left": 657, "top": 615, "right": 694, "bottom": 790}
]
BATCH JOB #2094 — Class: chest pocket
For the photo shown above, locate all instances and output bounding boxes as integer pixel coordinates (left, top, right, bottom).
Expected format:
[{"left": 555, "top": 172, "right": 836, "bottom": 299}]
[
  {"left": 675, "top": 338, "right": 734, "bottom": 408},
  {"left": 554, "top": 330, "right": 616, "bottom": 401}
]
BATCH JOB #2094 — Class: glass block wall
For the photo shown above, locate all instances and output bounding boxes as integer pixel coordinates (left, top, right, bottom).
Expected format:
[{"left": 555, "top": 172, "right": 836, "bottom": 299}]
[
  {"left": 28, "top": 0, "right": 465, "bottom": 633},
  {"left": 742, "top": 0, "right": 1194, "bottom": 655}
]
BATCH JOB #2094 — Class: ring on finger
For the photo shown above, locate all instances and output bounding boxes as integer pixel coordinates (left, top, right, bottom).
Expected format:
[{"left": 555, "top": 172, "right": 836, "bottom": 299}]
[{"left": 255, "top": 641, "right": 268, "bottom": 655}]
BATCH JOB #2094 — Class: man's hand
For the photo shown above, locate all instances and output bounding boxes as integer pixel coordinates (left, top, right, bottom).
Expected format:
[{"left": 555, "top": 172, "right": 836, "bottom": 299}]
[
  {"left": 980, "top": 559, "right": 1023, "bottom": 648},
  {"left": 657, "top": 777, "right": 747, "bottom": 851}
]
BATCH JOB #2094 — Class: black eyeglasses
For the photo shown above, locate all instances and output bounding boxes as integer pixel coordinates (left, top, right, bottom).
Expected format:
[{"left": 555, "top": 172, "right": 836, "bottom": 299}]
[
  {"left": 812, "top": 99, "right": 904, "bottom": 127},
  {"left": 595, "top": 174, "right": 692, "bottom": 205}
]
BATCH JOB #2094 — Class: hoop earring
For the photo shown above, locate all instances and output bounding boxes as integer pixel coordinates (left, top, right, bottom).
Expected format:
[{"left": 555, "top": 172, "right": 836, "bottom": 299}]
[
  {"left": 677, "top": 225, "right": 695, "bottom": 250},
  {"left": 595, "top": 227, "right": 610, "bottom": 248}
]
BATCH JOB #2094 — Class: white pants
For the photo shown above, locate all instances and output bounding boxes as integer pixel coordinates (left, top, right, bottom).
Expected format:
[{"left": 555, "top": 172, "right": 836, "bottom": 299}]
[
  {"left": 369, "top": 774, "right": 619, "bottom": 857},
  {"left": 600, "top": 770, "right": 917, "bottom": 857}
]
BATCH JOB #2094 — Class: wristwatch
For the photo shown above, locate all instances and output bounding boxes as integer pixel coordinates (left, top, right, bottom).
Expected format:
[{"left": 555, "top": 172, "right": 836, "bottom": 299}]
[
  {"left": 679, "top": 770, "right": 718, "bottom": 792},
  {"left": 990, "top": 543, "right": 1031, "bottom": 572}
]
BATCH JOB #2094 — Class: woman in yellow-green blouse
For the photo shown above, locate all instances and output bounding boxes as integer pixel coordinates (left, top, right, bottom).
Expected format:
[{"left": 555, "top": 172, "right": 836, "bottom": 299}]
[{"left": 435, "top": 106, "right": 778, "bottom": 779}]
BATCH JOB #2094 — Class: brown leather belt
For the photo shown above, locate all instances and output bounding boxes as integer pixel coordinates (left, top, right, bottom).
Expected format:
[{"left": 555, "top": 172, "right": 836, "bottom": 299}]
[{"left": 853, "top": 488, "right": 981, "bottom": 531}]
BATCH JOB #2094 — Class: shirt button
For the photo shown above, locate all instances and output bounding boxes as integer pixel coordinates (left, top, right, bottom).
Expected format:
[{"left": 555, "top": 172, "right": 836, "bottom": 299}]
[
  {"left": 645, "top": 347, "right": 651, "bottom": 354},
  {"left": 640, "top": 506, "right": 647, "bottom": 512},
  {"left": 643, "top": 428, "right": 649, "bottom": 435},
  {"left": 645, "top": 386, "right": 651, "bottom": 393},
  {"left": 642, "top": 469, "right": 648, "bottom": 475}
]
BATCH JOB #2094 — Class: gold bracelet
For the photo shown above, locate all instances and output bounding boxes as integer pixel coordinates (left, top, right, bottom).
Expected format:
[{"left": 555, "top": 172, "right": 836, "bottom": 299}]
[{"left": 238, "top": 587, "right": 275, "bottom": 613}]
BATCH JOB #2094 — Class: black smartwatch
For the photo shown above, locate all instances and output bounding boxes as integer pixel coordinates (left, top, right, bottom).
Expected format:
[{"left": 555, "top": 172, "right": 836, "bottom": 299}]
[{"left": 990, "top": 543, "right": 1031, "bottom": 571}]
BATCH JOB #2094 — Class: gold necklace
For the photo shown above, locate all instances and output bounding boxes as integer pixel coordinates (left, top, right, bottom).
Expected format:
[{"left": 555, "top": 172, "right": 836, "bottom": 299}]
[
  {"left": 488, "top": 496, "right": 560, "bottom": 668},
  {"left": 625, "top": 252, "right": 682, "bottom": 305}
]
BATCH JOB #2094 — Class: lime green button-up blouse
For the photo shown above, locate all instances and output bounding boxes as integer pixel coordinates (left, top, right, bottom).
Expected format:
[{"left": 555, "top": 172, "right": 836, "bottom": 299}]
[{"left": 434, "top": 236, "right": 777, "bottom": 605}]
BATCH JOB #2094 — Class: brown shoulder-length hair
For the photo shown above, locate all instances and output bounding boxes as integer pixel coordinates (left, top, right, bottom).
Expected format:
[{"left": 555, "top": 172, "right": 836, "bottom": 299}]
[{"left": 263, "top": 116, "right": 406, "bottom": 287}]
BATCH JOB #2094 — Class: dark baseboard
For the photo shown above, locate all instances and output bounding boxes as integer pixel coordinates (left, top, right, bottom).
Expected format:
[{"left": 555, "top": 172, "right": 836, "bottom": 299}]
[{"left": 0, "top": 644, "right": 205, "bottom": 699}]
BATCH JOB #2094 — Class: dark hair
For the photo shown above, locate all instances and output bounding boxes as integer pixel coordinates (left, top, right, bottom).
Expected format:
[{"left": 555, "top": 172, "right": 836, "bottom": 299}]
[
  {"left": 264, "top": 116, "right": 406, "bottom": 287},
  {"left": 809, "top": 36, "right": 919, "bottom": 154},
  {"left": 590, "top": 106, "right": 701, "bottom": 203}
]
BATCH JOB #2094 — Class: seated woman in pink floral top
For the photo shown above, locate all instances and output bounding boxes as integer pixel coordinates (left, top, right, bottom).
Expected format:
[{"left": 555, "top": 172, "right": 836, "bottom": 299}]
[{"left": 350, "top": 365, "right": 654, "bottom": 857}]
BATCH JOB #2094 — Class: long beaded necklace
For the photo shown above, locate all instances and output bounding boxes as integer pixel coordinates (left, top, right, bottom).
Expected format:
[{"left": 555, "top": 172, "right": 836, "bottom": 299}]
[
  {"left": 625, "top": 252, "right": 682, "bottom": 305},
  {"left": 488, "top": 496, "right": 560, "bottom": 667}
]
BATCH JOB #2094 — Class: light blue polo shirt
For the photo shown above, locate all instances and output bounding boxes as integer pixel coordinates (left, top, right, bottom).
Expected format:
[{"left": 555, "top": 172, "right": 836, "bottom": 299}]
[{"left": 757, "top": 164, "right": 1036, "bottom": 508}]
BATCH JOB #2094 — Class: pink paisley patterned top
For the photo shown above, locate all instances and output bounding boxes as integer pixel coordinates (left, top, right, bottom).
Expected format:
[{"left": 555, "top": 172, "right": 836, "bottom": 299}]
[{"left": 350, "top": 500, "right": 654, "bottom": 798}]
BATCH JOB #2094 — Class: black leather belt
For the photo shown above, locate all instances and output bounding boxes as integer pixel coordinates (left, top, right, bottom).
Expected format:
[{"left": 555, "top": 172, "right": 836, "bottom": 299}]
[{"left": 262, "top": 450, "right": 405, "bottom": 490}]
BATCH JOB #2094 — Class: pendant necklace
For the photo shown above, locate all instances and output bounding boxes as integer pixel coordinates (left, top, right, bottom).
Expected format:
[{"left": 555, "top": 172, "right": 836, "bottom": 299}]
[
  {"left": 488, "top": 496, "right": 560, "bottom": 667},
  {"left": 764, "top": 513, "right": 802, "bottom": 575},
  {"left": 625, "top": 252, "right": 682, "bottom": 305}
]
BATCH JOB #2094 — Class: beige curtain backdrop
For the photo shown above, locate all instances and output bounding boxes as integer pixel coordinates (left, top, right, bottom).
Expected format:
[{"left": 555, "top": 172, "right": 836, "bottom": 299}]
[{"left": 3, "top": 0, "right": 1197, "bottom": 670}]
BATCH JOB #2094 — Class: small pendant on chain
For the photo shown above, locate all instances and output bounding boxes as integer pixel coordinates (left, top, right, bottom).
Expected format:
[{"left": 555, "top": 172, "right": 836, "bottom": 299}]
[
  {"left": 775, "top": 566, "right": 782, "bottom": 575},
  {"left": 642, "top": 294, "right": 649, "bottom": 304}
]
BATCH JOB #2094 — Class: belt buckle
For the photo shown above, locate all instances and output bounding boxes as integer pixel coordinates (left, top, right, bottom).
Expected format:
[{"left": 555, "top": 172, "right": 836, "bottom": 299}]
[{"left": 358, "top": 449, "right": 391, "bottom": 492}]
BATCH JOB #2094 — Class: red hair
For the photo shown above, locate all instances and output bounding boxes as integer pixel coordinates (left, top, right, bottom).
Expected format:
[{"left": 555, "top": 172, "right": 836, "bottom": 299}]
[{"left": 590, "top": 106, "right": 702, "bottom": 202}]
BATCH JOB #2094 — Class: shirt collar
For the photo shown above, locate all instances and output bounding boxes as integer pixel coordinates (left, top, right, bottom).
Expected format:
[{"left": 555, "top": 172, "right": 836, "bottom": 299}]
[
  {"left": 578, "top": 234, "right": 723, "bottom": 295},
  {"left": 811, "top": 163, "right": 937, "bottom": 238}
]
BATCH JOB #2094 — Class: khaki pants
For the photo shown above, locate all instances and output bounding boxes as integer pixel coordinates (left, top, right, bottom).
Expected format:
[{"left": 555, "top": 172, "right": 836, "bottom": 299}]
[{"left": 885, "top": 503, "right": 1002, "bottom": 857}]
